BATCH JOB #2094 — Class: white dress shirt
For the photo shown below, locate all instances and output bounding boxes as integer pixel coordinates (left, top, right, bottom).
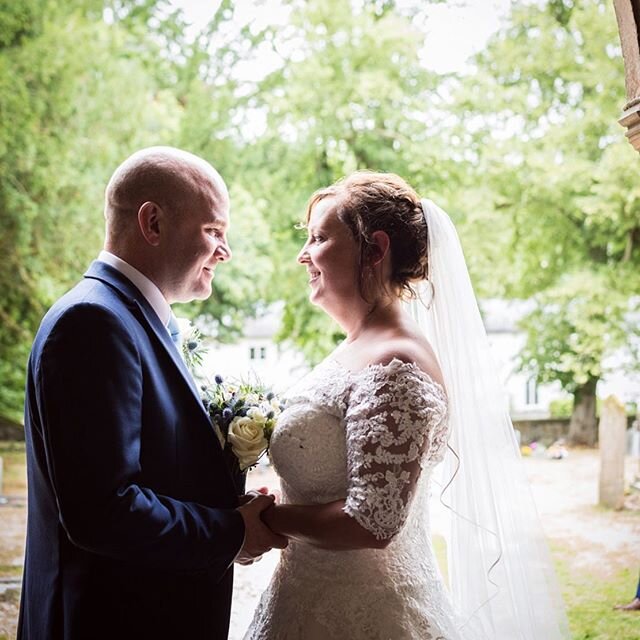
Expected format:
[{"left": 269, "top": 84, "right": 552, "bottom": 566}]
[{"left": 97, "top": 250, "right": 172, "bottom": 328}]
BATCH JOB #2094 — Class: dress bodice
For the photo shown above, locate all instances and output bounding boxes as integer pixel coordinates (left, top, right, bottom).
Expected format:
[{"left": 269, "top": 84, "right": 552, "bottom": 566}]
[{"left": 270, "top": 357, "right": 449, "bottom": 537}]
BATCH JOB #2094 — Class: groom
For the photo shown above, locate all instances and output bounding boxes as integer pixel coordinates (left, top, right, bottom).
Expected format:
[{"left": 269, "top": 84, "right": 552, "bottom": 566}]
[{"left": 18, "top": 147, "right": 286, "bottom": 640}]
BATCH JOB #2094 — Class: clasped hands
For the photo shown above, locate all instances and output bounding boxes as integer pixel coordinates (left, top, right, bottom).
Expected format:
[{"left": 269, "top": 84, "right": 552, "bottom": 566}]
[{"left": 236, "top": 487, "right": 286, "bottom": 565}]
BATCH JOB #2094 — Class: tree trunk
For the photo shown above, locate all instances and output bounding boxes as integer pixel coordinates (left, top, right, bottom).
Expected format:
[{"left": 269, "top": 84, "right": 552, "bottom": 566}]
[{"left": 568, "top": 378, "right": 599, "bottom": 446}]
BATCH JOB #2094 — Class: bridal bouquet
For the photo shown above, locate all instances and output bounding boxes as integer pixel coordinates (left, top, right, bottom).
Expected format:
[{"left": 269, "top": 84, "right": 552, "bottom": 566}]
[
  {"left": 180, "top": 323, "right": 282, "bottom": 472},
  {"left": 203, "top": 375, "right": 281, "bottom": 471}
]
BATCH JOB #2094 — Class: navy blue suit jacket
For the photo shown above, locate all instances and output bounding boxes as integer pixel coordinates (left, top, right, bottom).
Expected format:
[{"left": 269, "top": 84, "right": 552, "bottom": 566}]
[{"left": 18, "top": 261, "right": 245, "bottom": 640}]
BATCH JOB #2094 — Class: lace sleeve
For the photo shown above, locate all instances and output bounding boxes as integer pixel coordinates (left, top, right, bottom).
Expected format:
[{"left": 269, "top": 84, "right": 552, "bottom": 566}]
[{"left": 342, "top": 359, "right": 448, "bottom": 541}]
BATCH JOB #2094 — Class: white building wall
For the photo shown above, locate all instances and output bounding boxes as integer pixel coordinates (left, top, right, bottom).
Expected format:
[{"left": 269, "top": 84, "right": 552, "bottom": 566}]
[
  {"left": 486, "top": 331, "right": 565, "bottom": 419},
  {"left": 196, "top": 337, "right": 308, "bottom": 396}
]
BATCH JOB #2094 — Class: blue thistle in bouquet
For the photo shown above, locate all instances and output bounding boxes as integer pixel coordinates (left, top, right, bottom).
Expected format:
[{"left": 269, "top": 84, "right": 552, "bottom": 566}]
[{"left": 202, "top": 374, "right": 281, "bottom": 474}]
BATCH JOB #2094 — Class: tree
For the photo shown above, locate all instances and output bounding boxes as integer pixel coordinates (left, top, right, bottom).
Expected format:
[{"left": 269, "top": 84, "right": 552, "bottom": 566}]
[
  {"left": 0, "top": 1, "right": 183, "bottom": 422},
  {"left": 517, "top": 273, "right": 639, "bottom": 445},
  {"left": 451, "top": 0, "right": 640, "bottom": 442}
]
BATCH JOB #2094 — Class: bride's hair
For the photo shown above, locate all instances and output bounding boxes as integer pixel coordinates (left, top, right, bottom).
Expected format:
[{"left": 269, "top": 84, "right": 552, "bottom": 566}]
[{"left": 306, "top": 171, "right": 429, "bottom": 299}]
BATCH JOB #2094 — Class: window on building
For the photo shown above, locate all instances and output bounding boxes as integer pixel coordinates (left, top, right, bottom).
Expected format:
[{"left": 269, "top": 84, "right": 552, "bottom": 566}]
[
  {"left": 249, "top": 346, "right": 267, "bottom": 360},
  {"left": 525, "top": 377, "right": 539, "bottom": 405}
]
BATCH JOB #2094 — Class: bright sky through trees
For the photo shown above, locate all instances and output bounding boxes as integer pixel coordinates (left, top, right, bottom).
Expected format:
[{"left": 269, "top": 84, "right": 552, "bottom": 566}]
[{"left": 170, "top": 0, "right": 512, "bottom": 74}]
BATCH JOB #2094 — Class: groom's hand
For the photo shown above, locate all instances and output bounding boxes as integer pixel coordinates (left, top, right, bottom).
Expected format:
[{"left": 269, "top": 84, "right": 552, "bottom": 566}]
[
  {"left": 237, "top": 487, "right": 274, "bottom": 506},
  {"left": 236, "top": 494, "right": 288, "bottom": 565}
]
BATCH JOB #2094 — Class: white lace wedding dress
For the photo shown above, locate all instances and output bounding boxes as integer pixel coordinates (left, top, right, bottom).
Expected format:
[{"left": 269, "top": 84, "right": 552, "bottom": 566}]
[{"left": 244, "top": 356, "right": 474, "bottom": 640}]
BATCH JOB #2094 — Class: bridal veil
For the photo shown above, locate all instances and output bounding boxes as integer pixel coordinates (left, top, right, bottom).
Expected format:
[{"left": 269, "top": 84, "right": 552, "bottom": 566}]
[{"left": 408, "top": 199, "right": 570, "bottom": 640}]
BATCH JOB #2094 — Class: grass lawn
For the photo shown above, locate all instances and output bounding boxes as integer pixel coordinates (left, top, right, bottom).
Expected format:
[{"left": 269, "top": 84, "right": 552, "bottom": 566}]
[{"left": 558, "top": 560, "right": 640, "bottom": 640}]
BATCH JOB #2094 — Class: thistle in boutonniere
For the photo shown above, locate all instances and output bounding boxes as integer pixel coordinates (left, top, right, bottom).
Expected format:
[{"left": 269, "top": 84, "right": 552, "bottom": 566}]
[{"left": 181, "top": 324, "right": 207, "bottom": 371}]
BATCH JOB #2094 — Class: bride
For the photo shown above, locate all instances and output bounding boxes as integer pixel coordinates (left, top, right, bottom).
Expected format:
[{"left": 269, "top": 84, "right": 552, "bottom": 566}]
[{"left": 244, "top": 172, "right": 569, "bottom": 639}]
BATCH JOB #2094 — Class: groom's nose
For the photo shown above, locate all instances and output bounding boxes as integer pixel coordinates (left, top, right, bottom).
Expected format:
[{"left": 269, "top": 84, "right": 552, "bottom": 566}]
[{"left": 216, "top": 240, "right": 232, "bottom": 262}]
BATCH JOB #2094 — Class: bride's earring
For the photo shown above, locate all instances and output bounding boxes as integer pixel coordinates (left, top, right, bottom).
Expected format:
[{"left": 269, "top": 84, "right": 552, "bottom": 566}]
[{"left": 418, "top": 279, "right": 435, "bottom": 311}]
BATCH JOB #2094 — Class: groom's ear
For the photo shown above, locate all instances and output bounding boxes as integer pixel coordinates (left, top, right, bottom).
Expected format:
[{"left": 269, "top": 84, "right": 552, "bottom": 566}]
[
  {"left": 138, "top": 201, "right": 163, "bottom": 246},
  {"left": 368, "top": 230, "right": 391, "bottom": 266}
]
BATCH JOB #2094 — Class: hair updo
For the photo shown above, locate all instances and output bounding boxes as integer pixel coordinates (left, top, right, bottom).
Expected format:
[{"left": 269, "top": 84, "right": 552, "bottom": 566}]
[{"left": 305, "top": 171, "right": 429, "bottom": 299}]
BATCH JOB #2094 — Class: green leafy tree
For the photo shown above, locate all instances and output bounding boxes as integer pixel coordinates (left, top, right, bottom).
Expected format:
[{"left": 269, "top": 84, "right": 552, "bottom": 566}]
[
  {"left": 453, "top": 0, "right": 639, "bottom": 442},
  {"left": 518, "top": 273, "right": 639, "bottom": 445}
]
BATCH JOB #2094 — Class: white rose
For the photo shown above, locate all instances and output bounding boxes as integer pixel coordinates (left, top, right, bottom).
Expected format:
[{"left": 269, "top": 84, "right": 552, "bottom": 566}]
[
  {"left": 246, "top": 407, "right": 267, "bottom": 424},
  {"left": 228, "top": 416, "right": 268, "bottom": 470}
]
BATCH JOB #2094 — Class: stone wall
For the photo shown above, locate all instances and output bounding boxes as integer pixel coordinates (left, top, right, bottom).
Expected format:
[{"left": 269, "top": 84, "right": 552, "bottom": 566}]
[
  {"left": 512, "top": 418, "right": 570, "bottom": 445},
  {"left": 513, "top": 416, "right": 636, "bottom": 445}
]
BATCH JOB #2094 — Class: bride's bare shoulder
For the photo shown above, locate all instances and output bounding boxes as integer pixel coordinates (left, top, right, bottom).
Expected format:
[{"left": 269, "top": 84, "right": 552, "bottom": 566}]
[{"left": 366, "top": 335, "right": 445, "bottom": 390}]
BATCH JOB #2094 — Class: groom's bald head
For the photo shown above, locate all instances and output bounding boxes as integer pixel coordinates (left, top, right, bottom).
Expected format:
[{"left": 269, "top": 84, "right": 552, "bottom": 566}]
[{"left": 104, "top": 146, "right": 227, "bottom": 242}]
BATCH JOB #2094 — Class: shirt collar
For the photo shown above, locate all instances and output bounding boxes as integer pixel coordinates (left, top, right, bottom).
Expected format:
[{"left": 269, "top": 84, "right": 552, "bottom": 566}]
[{"left": 97, "top": 250, "right": 172, "bottom": 327}]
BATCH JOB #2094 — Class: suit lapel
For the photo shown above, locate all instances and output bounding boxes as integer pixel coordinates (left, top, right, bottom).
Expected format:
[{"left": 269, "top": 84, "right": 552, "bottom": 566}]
[
  {"left": 83, "top": 261, "right": 209, "bottom": 421},
  {"left": 133, "top": 299, "right": 204, "bottom": 402}
]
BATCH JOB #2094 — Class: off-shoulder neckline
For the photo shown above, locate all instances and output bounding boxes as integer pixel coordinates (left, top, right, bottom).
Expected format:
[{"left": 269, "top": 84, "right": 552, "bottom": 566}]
[{"left": 327, "top": 356, "right": 448, "bottom": 400}]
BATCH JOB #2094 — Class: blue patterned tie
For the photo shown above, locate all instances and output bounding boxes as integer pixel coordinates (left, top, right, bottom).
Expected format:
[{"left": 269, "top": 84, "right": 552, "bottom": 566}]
[{"left": 167, "top": 313, "right": 182, "bottom": 350}]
